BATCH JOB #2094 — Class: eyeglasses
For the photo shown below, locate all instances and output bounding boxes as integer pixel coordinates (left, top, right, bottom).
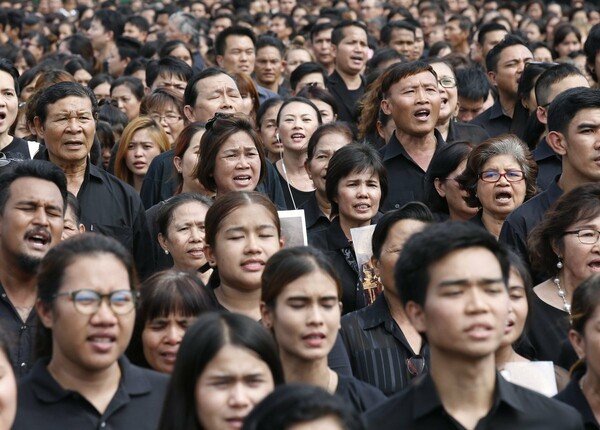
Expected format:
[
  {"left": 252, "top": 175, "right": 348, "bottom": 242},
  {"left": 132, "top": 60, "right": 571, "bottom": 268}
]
[
  {"left": 438, "top": 77, "right": 456, "bottom": 88},
  {"left": 564, "top": 229, "right": 600, "bottom": 245},
  {"left": 150, "top": 113, "right": 182, "bottom": 124},
  {"left": 54, "top": 289, "right": 138, "bottom": 315},
  {"left": 206, "top": 112, "right": 235, "bottom": 131},
  {"left": 406, "top": 355, "right": 426, "bottom": 377},
  {"left": 479, "top": 170, "right": 524, "bottom": 183}
]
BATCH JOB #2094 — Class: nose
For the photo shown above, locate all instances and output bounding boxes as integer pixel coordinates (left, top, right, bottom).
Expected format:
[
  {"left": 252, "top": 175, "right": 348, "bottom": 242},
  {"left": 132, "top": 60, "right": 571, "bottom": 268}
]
[
  {"left": 307, "top": 304, "right": 325, "bottom": 325},
  {"left": 356, "top": 182, "right": 368, "bottom": 197},
  {"left": 465, "top": 288, "right": 489, "bottom": 314},
  {"left": 189, "top": 225, "right": 203, "bottom": 242},
  {"left": 164, "top": 324, "right": 183, "bottom": 345},
  {"left": 64, "top": 117, "right": 82, "bottom": 133},
  {"left": 33, "top": 206, "right": 50, "bottom": 226},
  {"left": 159, "top": 115, "right": 169, "bottom": 126},
  {"left": 91, "top": 298, "right": 119, "bottom": 325},
  {"left": 228, "top": 383, "right": 251, "bottom": 408}
]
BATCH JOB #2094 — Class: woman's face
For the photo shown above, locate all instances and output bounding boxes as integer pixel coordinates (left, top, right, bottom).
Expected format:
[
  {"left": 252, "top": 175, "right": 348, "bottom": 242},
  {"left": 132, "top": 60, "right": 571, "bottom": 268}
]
[
  {"left": 174, "top": 129, "right": 205, "bottom": 193},
  {"left": 373, "top": 219, "right": 427, "bottom": 297},
  {"left": 306, "top": 132, "right": 351, "bottom": 195},
  {"left": 555, "top": 31, "right": 581, "bottom": 58},
  {"left": 20, "top": 76, "right": 38, "bottom": 102},
  {"left": 285, "top": 49, "right": 313, "bottom": 76},
  {"left": 92, "top": 82, "right": 111, "bottom": 102},
  {"left": 142, "top": 312, "right": 197, "bottom": 374},
  {"left": 277, "top": 102, "right": 320, "bottom": 154},
  {"left": 571, "top": 305, "right": 600, "bottom": 383},
  {"left": 169, "top": 45, "right": 193, "bottom": 67},
  {"left": 476, "top": 154, "right": 526, "bottom": 219},
  {"left": 58, "top": 23, "right": 74, "bottom": 41},
  {"left": 435, "top": 159, "right": 478, "bottom": 221},
  {"left": 213, "top": 131, "right": 261, "bottom": 193},
  {"left": 125, "top": 128, "right": 163, "bottom": 179},
  {"left": 525, "top": 22, "right": 542, "bottom": 43},
  {"left": 205, "top": 203, "right": 282, "bottom": 292},
  {"left": 502, "top": 268, "right": 528, "bottom": 347},
  {"left": 430, "top": 62, "right": 457, "bottom": 124},
  {"left": 310, "top": 99, "right": 336, "bottom": 124},
  {"left": 239, "top": 93, "right": 255, "bottom": 116},
  {"left": 533, "top": 46, "right": 553, "bottom": 63},
  {"left": 335, "top": 169, "right": 382, "bottom": 227},
  {"left": 73, "top": 69, "right": 92, "bottom": 86},
  {"left": 150, "top": 102, "right": 184, "bottom": 145},
  {"left": 259, "top": 103, "right": 283, "bottom": 158},
  {"left": 195, "top": 344, "right": 275, "bottom": 430},
  {"left": 558, "top": 215, "right": 600, "bottom": 288},
  {"left": 263, "top": 269, "right": 341, "bottom": 362},
  {"left": 0, "top": 350, "right": 16, "bottom": 430},
  {"left": 111, "top": 84, "right": 141, "bottom": 121}
]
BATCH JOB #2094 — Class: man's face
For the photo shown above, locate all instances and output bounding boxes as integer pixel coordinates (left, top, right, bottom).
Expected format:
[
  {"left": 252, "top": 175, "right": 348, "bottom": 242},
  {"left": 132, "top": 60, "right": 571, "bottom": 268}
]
[
  {"left": 0, "top": 177, "right": 64, "bottom": 274},
  {"left": 444, "top": 19, "right": 467, "bottom": 49},
  {"left": 185, "top": 73, "right": 241, "bottom": 122},
  {"left": 387, "top": 28, "right": 415, "bottom": 58},
  {"left": 332, "top": 26, "right": 368, "bottom": 76},
  {"left": 212, "top": 17, "right": 233, "bottom": 37},
  {"left": 294, "top": 72, "right": 326, "bottom": 94},
  {"left": 216, "top": 35, "right": 255, "bottom": 75},
  {"left": 489, "top": 44, "right": 532, "bottom": 99},
  {"left": 311, "top": 28, "right": 334, "bottom": 67},
  {"left": 105, "top": 46, "right": 127, "bottom": 78},
  {"left": 0, "top": 71, "right": 18, "bottom": 137},
  {"left": 269, "top": 17, "right": 292, "bottom": 40},
  {"left": 255, "top": 46, "right": 284, "bottom": 87},
  {"left": 481, "top": 29, "right": 507, "bottom": 59},
  {"left": 166, "top": 18, "right": 190, "bottom": 44},
  {"left": 408, "top": 247, "right": 509, "bottom": 360},
  {"left": 123, "top": 23, "right": 147, "bottom": 44},
  {"left": 419, "top": 10, "right": 438, "bottom": 35},
  {"left": 537, "top": 75, "right": 590, "bottom": 125},
  {"left": 360, "top": 0, "right": 382, "bottom": 22},
  {"left": 87, "top": 18, "right": 110, "bottom": 51},
  {"left": 411, "top": 28, "right": 425, "bottom": 61},
  {"left": 458, "top": 97, "right": 486, "bottom": 122},
  {"left": 35, "top": 95, "right": 96, "bottom": 165},
  {"left": 381, "top": 70, "right": 441, "bottom": 138},
  {"left": 151, "top": 73, "right": 188, "bottom": 96}
]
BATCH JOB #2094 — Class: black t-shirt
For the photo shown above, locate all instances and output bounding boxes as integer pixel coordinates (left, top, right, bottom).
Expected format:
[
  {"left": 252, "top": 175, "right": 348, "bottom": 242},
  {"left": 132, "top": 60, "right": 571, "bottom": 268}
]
[
  {"left": 2, "top": 136, "right": 33, "bottom": 160},
  {"left": 335, "top": 374, "right": 386, "bottom": 413}
]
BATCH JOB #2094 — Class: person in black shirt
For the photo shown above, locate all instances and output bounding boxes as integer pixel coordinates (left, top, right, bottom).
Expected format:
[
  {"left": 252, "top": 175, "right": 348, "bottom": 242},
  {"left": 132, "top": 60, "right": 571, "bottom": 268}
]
[
  {"left": 0, "top": 161, "right": 67, "bottom": 377},
  {"left": 364, "top": 222, "right": 584, "bottom": 430}
]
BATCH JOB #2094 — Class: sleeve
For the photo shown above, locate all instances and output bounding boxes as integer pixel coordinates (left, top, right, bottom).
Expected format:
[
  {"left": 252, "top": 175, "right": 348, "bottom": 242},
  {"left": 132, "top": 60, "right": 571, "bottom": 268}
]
[
  {"left": 140, "top": 156, "right": 166, "bottom": 210},
  {"left": 132, "top": 197, "right": 156, "bottom": 280},
  {"left": 328, "top": 332, "right": 353, "bottom": 377}
]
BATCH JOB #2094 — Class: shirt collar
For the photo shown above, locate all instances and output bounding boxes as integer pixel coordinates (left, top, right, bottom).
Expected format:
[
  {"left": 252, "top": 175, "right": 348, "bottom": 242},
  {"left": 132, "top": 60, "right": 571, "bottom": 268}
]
[
  {"left": 533, "top": 137, "right": 560, "bottom": 162},
  {"left": 382, "top": 130, "right": 445, "bottom": 162},
  {"left": 325, "top": 217, "right": 352, "bottom": 250},
  {"left": 361, "top": 293, "right": 394, "bottom": 329},
  {"left": 489, "top": 99, "right": 509, "bottom": 120}
]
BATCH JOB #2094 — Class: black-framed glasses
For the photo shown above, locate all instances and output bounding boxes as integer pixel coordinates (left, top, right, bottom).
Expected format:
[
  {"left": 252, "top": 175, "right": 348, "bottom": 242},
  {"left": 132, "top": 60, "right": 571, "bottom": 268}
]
[
  {"left": 149, "top": 112, "right": 182, "bottom": 124},
  {"left": 54, "top": 289, "right": 138, "bottom": 315},
  {"left": 205, "top": 112, "right": 235, "bottom": 131},
  {"left": 406, "top": 355, "right": 426, "bottom": 377},
  {"left": 479, "top": 170, "right": 524, "bottom": 183},
  {"left": 564, "top": 229, "right": 600, "bottom": 245},
  {"left": 438, "top": 77, "right": 456, "bottom": 88}
]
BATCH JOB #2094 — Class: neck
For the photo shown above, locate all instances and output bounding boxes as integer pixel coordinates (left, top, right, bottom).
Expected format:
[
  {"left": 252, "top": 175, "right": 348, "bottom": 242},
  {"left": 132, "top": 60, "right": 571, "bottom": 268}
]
[
  {"left": 280, "top": 352, "right": 335, "bottom": 392},
  {"left": 339, "top": 215, "right": 369, "bottom": 240},
  {"left": 259, "top": 80, "right": 278, "bottom": 93},
  {"left": 498, "top": 92, "right": 516, "bottom": 118},
  {"left": 0, "top": 258, "right": 37, "bottom": 308},
  {"left": 335, "top": 67, "right": 362, "bottom": 90},
  {"left": 214, "top": 283, "right": 262, "bottom": 320},
  {"left": 480, "top": 210, "right": 505, "bottom": 239},
  {"left": 436, "top": 120, "right": 450, "bottom": 141},
  {"left": 282, "top": 150, "right": 308, "bottom": 171},
  {"left": 394, "top": 129, "right": 437, "bottom": 150},
  {"left": 315, "top": 190, "right": 332, "bottom": 219},
  {"left": 132, "top": 175, "right": 143, "bottom": 193},
  {"left": 495, "top": 344, "right": 528, "bottom": 369},
  {"left": 557, "top": 166, "right": 593, "bottom": 195},
  {"left": 48, "top": 155, "right": 87, "bottom": 195},
  {"left": 0, "top": 133, "right": 13, "bottom": 151}
]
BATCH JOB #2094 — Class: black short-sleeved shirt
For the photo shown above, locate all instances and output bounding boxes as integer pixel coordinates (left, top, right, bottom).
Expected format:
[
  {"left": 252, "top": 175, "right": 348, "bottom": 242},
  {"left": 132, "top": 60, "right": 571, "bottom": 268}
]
[
  {"left": 525, "top": 293, "right": 570, "bottom": 364},
  {"left": 340, "top": 293, "right": 429, "bottom": 396},
  {"left": 555, "top": 375, "right": 600, "bottom": 430},
  {"left": 276, "top": 167, "right": 314, "bottom": 210},
  {"left": 446, "top": 121, "right": 489, "bottom": 145},
  {"left": 533, "top": 137, "right": 562, "bottom": 191},
  {"left": 327, "top": 70, "right": 365, "bottom": 123},
  {"left": 0, "top": 285, "right": 37, "bottom": 378},
  {"left": 336, "top": 374, "right": 386, "bottom": 413},
  {"left": 300, "top": 192, "right": 330, "bottom": 234},
  {"left": 14, "top": 357, "right": 169, "bottom": 430},
  {"left": 469, "top": 99, "right": 512, "bottom": 138},
  {"left": 364, "top": 372, "right": 585, "bottom": 430},
  {"left": 1, "top": 136, "right": 33, "bottom": 160},
  {"left": 379, "top": 130, "right": 446, "bottom": 213}
]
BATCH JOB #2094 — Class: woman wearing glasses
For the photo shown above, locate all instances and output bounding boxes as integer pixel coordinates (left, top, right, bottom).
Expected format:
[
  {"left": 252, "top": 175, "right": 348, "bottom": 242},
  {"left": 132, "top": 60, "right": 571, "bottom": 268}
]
[
  {"left": 15, "top": 234, "right": 168, "bottom": 429},
  {"left": 140, "top": 88, "right": 186, "bottom": 146},
  {"left": 457, "top": 135, "right": 538, "bottom": 239},
  {"left": 527, "top": 184, "right": 600, "bottom": 366},
  {"left": 261, "top": 247, "right": 385, "bottom": 413}
]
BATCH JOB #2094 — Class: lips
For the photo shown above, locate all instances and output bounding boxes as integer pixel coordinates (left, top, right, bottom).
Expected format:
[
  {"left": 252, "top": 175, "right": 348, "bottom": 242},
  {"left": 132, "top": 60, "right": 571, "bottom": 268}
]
[
  {"left": 241, "top": 258, "right": 265, "bottom": 271},
  {"left": 494, "top": 190, "right": 513, "bottom": 204},
  {"left": 25, "top": 228, "right": 51, "bottom": 250},
  {"left": 291, "top": 133, "right": 305, "bottom": 142},
  {"left": 354, "top": 203, "right": 372, "bottom": 213},
  {"left": 233, "top": 175, "right": 253, "bottom": 188},
  {"left": 63, "top": 140, "right": 85, "bottom": 149},
  {"left": 302, "top": 332, "right": 326, "bottom": 347},
  {"left": 414, "top": 108, "right": 431, "bottom": 120},
  {"left": 225, "top": 416, "right": 246, "bottom": 429},
  {"left": 159, "top": 349, "right": 179, "bottom": 364},
  {"left": 133, "top": 161, "right": 146, "bottom": 169},
  {"left": 464, "top": 322, "right": 494, "bottom": 340},
  {"left": 87, "top": 333, "right": 117, "bottom": 352},
  {"left": 187, "top": 247, "right": 205, "bottom": 258},
  {"left": 589, "top": 259, "right": 600, "bottom": 271}
]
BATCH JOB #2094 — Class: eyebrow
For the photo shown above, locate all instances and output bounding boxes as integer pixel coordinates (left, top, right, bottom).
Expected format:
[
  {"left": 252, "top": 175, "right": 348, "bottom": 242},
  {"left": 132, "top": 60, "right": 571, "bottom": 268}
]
[
  {"left": 286, "top": 295, "right": 338, "bottom": 301},
  {"left": 224, "top": 225, "right": 277, "bottom": 234},
  {"left": 437, "top": 278, "right": 505, "bottom": 288},
  {"left": 576, "top": 122, "right": 600, "bottom": 130},
  {"left": 17, "top": 199, "right": 63, "bottom": 212}
]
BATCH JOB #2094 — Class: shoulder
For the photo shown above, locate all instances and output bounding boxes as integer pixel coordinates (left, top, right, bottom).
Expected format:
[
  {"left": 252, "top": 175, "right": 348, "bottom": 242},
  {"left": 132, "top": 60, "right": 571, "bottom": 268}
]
[
  {"left": 362, "top": 384, "right": 414, "bottom": 427},
  {"left": 337, "top": 375, "right": 387, "bottom": 412}
]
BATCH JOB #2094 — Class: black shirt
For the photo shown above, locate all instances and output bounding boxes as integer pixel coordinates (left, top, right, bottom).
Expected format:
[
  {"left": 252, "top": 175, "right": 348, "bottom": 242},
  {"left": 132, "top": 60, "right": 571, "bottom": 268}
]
[
  {"left": 555, "top": 375, "right": 600, "bottom": 430},
  {"left": 533, "top": 137, "right": 562, "bottom": 191},
  {"left": 276, "top": 166, "right": 314, "bottom": 210},
  {"left": 0, "top": 285, "right": 37, "bottom": 378},
  {"left": 327, "top": 70, "right": 365, "bottom": 123},
  {"left": 335, "top": 374, "right": 386, "bottom": 413},
  {"left": 446, "top": 121, "right": 489, "bottom": 145},
  {"left": 1, "top": 136, "right": 34, "bottom": 160},
  {"left": 364, "top": 372, "right": 585, "bottom": 430},
  {"left": 525, "top": 292, "right": 570, "bottom": 364},
  {"left": 14, "top": 356, "right": 169, "bottom": 430},
  {"left": 300, "top": 192, "right": 330, "bottom": 234},
  {"left": 340, "top": 293, "right": 429, "bottom": 396},
  {"left": 379, "top": 130, "right": 446, "bottom": 212},
  {"left": 470, "top": 99, "right": 513, "bottom": 138}
]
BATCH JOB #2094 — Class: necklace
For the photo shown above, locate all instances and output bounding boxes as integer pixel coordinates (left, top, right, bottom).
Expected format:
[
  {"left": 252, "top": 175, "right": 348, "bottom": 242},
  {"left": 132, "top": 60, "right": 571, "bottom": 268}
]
[{"left": 554, "top": 275, "right": 571, "bottom": 315}]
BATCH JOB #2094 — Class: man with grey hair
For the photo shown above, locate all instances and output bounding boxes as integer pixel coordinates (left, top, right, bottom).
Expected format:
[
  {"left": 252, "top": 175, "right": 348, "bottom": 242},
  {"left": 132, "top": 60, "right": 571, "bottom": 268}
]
[{"left": 166, "top": 11, "right": 205, "bottom": 71}]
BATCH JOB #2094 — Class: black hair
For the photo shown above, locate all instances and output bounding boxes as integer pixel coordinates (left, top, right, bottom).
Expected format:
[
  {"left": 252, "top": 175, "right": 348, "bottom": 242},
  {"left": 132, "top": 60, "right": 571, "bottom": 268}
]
[
  {"left": 65, "top": 191, "right": 81, "bottom": 225},
  {"left": 584, "top": 24, "right": 600, "bottom": 83},
  {"left": 92, "top": 9, "right": 124, "bottom": 39},
  {"left": 276, "top": 96, "right": 323, "bottom": 127},
  {"left": 486, "top": 35, "right": 529, "bottom": 73},
  {"left": 380, "top": 61, "right": 436, "bottom": 99},
  {"left": 215, "top": 26, "right": 257, "bottom": 56},
  {"left": 125, "top": 15, "right": 150, "bottom": 33},
  {"left": 289, "top": 62, "right": 327, "bottom": 91},
  {"left": 88, "top": 72, "right": 114, "bottom": 92},
  {"left": 477, "top": 22, "right": 507, "bottom": 46},
  {"left": 146, "top": 57, "right": 193, "bottom": 89},
  {"left": 0, "top": 58, "right": 20, "bottom": 96},
  {"left": 115, "top": 36, "right": 142, "bottom": 62},
  {"left": 124, "top": 57, "right": 150, "bottom": 77},
  {"left": 395, "top": 222, "right": 510, "bottom": 307},
  {"left": 34, "top": 81, "right": 98, "bottom": 126},
  {"left": 534, "top": 63, "right": 584, "bottom": 108},
  {"left": 110, "top": 76, "right": 145, "bottom": 101},
  {"left": 456, "top": 66, "right": 491, "bottom": 102},
  {"left": 306, "top": 121, "right": 353, "bottom": 161},
  {"left": 331, "top": 20, "right": 368, "bottom": 46},
  {"left": 156, "top": 193, "right": 214, "bottom": 237},
  {"left": 367, "top": 48, "right": 403, "bottom": 74},
  {"left": 256, "top": 35, "right": 286, "bottom": 57},
  {"left": 256, "top": 97, "right": 283, "bottom": 129},
  {"left": 310, "top": 22, "right": 334, "bottom": 43},
  {"left": 296, "top": 86, "right": 338, "bottom": 118},
  {"left": 548, "top": 87, "right": 600, "bottom": 135},
  {"left": 380, "top": 21, "right": 415, "bottom": 46},
  {"left": 183, "top": 67, "right": 231, "bottom": 109},
  {"left": 159, "top": 40, "right": 193, "bottom": 63}
]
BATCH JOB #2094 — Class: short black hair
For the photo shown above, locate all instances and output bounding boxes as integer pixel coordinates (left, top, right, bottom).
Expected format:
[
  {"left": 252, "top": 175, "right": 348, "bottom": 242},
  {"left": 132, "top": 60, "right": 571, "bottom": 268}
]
[
  {"left": 111, "top": 76, "right": 145, "bottom": 101},
  {"left": 534, "top": 63, "right": 585, "bottom": 108},
  {"left": 115, "top": 36, "right": 141, "bottom": 62},
  {"left": 395, "top": 222, "right": 510, "bottom": 307},
  {"left": 35, "top": 81, "right": 98, "bottom": 125},
  {"left": 125, "top": 15, "right": 149, "bottom": 33},
  {"left": 380, "top": 21, "right": 415, "bottom": 46},
  {"left": 548, "top": 87, "right": 600, "bottom": 136},
  {"left": 310, "top": 22, "right": 334, "bottom": 43},
  {"left": 456, "top": 65, "right": 491, "bottom": 102},
  {"left": 289, "top": 62, "right": 327, "bottom": 91},
  {"left": 256, "top": 35, "right": 285, "bottom": 57},
  {"left": 92, "top": 9, "right": 124, "bottom": 39},
  {"left": 477, "top": 22, "right": 507, "bottom": 46},
  {"left": 380, "top": 61, "right": 436, "bottom": 99},
  {"left": 447, "top": 14, "right": 473, "bottom": 34},
  {"left": 183, "top": 67, "right": 232, "bottom": 109},
  {"left": 0, "top": 58, "right": 19, "bottom": 96},
  {"left": 331, "top": 20, "right": 368, "bottom": 46},
  {"left": 145, "top": 57, "right": 193, "bottom": 89},
  {"left": 214, "top": 26, "right": 256, "bottom": 56},
  {"left": 486, "top": 34, "right": 528, "bottom": 73}
]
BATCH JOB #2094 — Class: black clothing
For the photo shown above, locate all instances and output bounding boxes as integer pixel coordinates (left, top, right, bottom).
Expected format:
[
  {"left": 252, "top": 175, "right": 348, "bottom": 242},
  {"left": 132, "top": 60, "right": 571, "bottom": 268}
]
[
  {"left": 533, "top": 137, "right": 562, "bottom": 191},
  {"left": 499, "top": 177, "right": 562, "bottom": 282},
  {"left": 0, "top": 285, "right": 37, "bottom": 378},
  {"left": 379, "top": 130, "right": 446, "bottom": 212},
  {"left": 276, "top": 166, "right": 313, "bottom": 210},
  {"left": 2, "top": 136, "right": 34, "bottom": 160},
  {"left": 364, "top": 371, "right": 585, "bottom": 430},
  {"left": 14, "top": 357, "right": 169, "bottom": 430},
  {"left": 145, "top": 200, "right": 173, "bottom": 274},
  {"left": 35, "top": 149, "right": 155, "bottom": 279},
  {"left": 525, "top": 293, "right": 570, "bottom": 364},
  {"left": 327, "top": 70, "right": 365, "bottom": 123},
  {"left": 470, "top": 99, "right": 512, "bottom": 138},
  {"left": 446, "top": 121, "right": 489, "bottom": 145},
  {"left": 335, "top": 374, "right": 386, "bottom": 413},
  {"left": 309, "top": 217, "right": 365, "bottom": 315},
  {"left": 555, "top": 375, "right": 600, "bottom": 430},
  {"left": 340, "top": 294, "right": 429, "bottom": 396},
  {"left": 300, "top": 192, "right": 330, "bottom": 234}
]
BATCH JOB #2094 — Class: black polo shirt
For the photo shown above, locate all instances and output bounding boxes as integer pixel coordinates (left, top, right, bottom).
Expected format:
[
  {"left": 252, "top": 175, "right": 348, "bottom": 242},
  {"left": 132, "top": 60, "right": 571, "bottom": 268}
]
[
  {"left": 0, "top": 285, "right": 36, "bottom": 378},
  {"left": 14, "top": 356, "right": 169, "bottom": 430},
  {"left": 379, "top": 130, "right": 446, "bottom": 213},
  {"left": 446, "top": 121, "right": 489, "bottom": 145},
  {"left": 555, "top": 376, "right": 600, "bottom": 430},
  {"left": 340, "top": 293, "right": 429, "bottom": 396},
  {"left": 470, "top": 99, "right": 512, "bottom": 138},
  {"left": 327, "top": 70, "right": 365, "bottom": 123},
  {"left": 533, "top": 137, "right": 562, "bottom": 191},
  {"left": 364, "top": 371, "right": 585, "bottom": 430}
]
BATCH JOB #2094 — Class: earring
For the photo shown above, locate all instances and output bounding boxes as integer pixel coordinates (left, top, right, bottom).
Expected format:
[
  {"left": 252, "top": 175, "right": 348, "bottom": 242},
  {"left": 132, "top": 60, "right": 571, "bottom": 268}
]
[
  {"left": 557, "top": 258, "right": 563, "bottom": 270},
  {"left": 164, "top": 249, "right": 169, "bottom": 255}
]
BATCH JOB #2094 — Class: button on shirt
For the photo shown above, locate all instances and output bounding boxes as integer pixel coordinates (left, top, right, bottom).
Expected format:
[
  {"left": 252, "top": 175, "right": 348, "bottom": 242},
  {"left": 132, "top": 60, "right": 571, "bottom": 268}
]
[
  {"left": 364, "top": 372, "right": 585, "bottom": 430},
  {"left": 0, "top": 285, "right": 36, "bottom": 378},
  {"left": 379, "top": 130, "right": 446, "bottom": 213}
]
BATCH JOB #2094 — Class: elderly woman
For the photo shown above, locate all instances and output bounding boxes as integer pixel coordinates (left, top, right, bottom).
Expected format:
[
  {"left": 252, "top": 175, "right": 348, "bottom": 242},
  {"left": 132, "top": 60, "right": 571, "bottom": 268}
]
[{"left": 458, "top": 135, "right": 538, "bottom": 238}]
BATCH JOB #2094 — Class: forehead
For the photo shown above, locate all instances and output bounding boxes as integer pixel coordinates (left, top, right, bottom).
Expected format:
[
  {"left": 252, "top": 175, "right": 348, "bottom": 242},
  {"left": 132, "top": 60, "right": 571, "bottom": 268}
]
[
  {"left": 197, "top": 74, "right": 239, "bottom": 94},
  {"left": 340, "top": 25, "right": 367, "bottom": 41},
  {"left": 430, "top": 62, "right": 453, "bottom": 77},
  {"left": 280, "top": 101, "right": 318, "bottom": 116},
  {"left": 428, "top": 247, "right": 503, "bottom": 285},
  {"left": 391, "top": 28, "right": 414, "bottom": 39},
  {"left": 225, "top": 35, "right": 254, "bottom": 50},
  {"left": 47, "top": 95, "right": 93, "bottom": 114},
  {"left": 568, "top": 108, "right": 600, "bottom": 130},
  {"left": 0, "top": 70, "right": 15, "bottom": 90},
  {"left": 499, "top": 44, "right": 532, "bottom": 61},
  {"left": 7, "top": 177, "right": 63, "bottom": 204},
  {"left": 257, "top": 46, "right": 282, "bottom": 58},
  {"left": 393, "top": 70, "right": 437, "bottom": 88},
  {"left": 299, "top": 72, "right": 325, "bottom": 83}
]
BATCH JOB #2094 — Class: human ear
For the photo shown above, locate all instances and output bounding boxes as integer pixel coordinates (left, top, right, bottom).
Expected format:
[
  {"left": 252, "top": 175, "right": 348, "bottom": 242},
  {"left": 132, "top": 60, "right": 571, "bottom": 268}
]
[
  {"left": 204, "top": 244, "right": 216, "bottom": 267},
  {"left": 433, "top": 178, "right": 446, "bottom": 198},
  {"left": 36, "top": 299, "right": 54, "bottom": 329},
  {"left": 405, "top": 301, "right": 426, "bottom": 333},
  {"left": 158, "top": 233, "right": 169, "bottom": 253},
  {"left": 380, "top": 98, "right": 392, "bottom": 116},
  {"left": 260, "top": 302, "right": 273, "bottom": 329},
  {"left": 546, "top": 130, "right": 567, "bottom": 156},
  {"left": 569, "top": 329, "right": 586, "bottom": 360}
]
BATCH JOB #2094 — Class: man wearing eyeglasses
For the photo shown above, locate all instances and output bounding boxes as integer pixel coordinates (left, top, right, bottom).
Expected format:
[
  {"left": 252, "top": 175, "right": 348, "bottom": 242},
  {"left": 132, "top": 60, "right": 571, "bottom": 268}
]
[
  {"left": 32, "top": 81, "right": 154, "bottom": 280},
  {"left": 500, "top": 86, "right": 600, "bottom": 283},
  {"left": 365, "top": 222, "right": 584, "bottom": 430},
  {"left": 0, "top": 161, "right": 67, "bottom": 378}
]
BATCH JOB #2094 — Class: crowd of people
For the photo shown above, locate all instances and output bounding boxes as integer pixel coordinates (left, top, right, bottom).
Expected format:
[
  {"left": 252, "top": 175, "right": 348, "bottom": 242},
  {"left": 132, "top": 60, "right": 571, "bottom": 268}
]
[{"left": 0, "top": 0, "right": 600, "bottom": 427}]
